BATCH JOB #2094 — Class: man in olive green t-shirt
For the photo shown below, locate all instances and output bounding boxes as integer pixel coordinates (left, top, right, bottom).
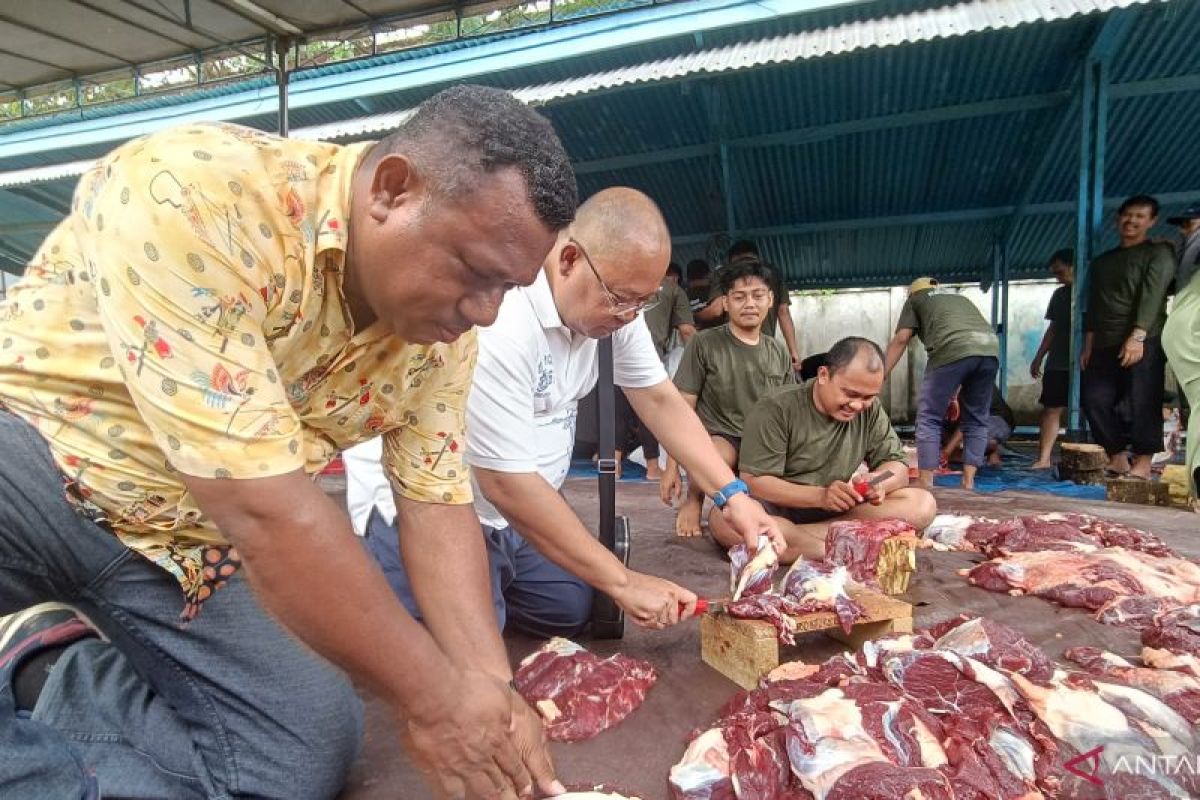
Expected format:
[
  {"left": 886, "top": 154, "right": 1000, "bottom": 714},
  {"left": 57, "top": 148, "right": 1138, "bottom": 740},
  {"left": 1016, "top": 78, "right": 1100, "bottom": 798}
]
[
  {"left": 718, "top": 337, "right": 936, "bottom": 562},
  {"left": 1081, "top": 194, "right": 1174, "bottom": 480},
  {"left": 884, "top": 277, "right": 999, "bottom": 490},
  {"left": 663, "top": 259, "right": 795, "bottom": 537}
]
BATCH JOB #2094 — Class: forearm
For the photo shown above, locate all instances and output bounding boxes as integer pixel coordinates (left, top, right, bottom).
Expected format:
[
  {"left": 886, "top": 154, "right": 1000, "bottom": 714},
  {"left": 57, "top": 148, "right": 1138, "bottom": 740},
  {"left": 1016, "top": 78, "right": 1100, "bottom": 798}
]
[
  {"left": 1034, "top": 326, "right": 1053, "bottom": 362},
  {"left": 677, "top": 324, "right": 696, "bottom": 344},
  {"left": 661, "top": 391, "right": 698, "bottom": 467},
  {"left": 193, "top": 473, "right": 454, "bottom": 713},
  {"left": 629, "top": 383, "right": 734, "bottom": 495},
  {"left": 1134, "top": 258, "right": 1174, "bottom": 332},
  {"left": 398, "top": 498, "right": 512, "bottom": 681},
  {"left": 744, "top": 473, "right": 824, "bottom": 509},
  {"left": 478, "top": 469, "right": 627, "bottom": 594},
  {"left": 884, "top": 337, "right": 908, "bottom": 376},
  {"left": 695, "top": 299, "right": 724, "bottom": 322},
  {"left": 875, "top": 461, "right": 910, "bottom": 493}
]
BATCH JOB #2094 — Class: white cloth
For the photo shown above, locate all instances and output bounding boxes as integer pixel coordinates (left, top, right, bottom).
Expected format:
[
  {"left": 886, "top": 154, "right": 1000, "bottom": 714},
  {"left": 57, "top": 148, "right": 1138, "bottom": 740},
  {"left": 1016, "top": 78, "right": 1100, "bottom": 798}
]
[
  {"left": 468, "top": 270, "right": 667, "bottom": 528},
  {"left": 343, "top": 437, "right": 393, "bottom": 535}
]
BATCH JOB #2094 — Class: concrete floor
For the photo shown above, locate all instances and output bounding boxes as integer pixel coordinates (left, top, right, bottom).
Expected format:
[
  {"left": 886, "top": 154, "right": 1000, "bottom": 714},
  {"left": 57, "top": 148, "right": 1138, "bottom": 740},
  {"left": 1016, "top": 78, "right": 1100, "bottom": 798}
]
[{"left": 335, "top": 476, "right": 1200, "bottom": 800}]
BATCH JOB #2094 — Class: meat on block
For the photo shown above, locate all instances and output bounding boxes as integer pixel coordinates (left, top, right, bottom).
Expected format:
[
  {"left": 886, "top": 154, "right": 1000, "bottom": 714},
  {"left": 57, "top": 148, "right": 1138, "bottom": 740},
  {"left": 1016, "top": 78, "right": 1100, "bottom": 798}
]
[
  {"left": 513, "top": 638, "right": 656, "bottom": 742},
  {"left": 822, "top": 519, "right": 917, "bottom": 594}
]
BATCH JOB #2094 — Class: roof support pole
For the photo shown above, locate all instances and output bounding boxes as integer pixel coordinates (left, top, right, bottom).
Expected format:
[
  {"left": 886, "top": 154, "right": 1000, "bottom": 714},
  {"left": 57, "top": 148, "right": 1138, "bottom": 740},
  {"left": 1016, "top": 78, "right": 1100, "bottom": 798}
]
[
  {"left": 999, "top": 238, "right": 1010, "bottom": 399},
  {"left": 1069, "top": 55, "right": 1109, "bottom": 436},
  {"left": 720, "top": 142, "right": 735, "bottom": 239},
  {"left": 275, "top": 36, "right": 292, "bottom": 137}
]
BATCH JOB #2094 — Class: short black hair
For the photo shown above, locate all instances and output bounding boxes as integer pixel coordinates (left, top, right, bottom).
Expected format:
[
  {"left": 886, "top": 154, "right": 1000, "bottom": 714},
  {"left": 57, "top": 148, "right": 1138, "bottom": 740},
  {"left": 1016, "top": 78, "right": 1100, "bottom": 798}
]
[
  {"left": 719, "top": 258, "right": 772, "bottom": 295},
  {"left": 826, "top": 337, "right": 885, "bottom": 375},
  {"left": 686, "top": 258, "right": 710, "bottom": 282},
  {"left": 728, "top": 239, "right": 760, "bottom": 262},
  {"left": 1119, "top": 194, "right": 1160, "bottom": 218},
  {"left": 666, "top": 261, "right": 682, "bottom": 280},
  {"left": 372, "top": 85, "right": 577, "bottom": 229},
  {"left": 1049, "top": 248, "right": 1074, "bottom": 267}
]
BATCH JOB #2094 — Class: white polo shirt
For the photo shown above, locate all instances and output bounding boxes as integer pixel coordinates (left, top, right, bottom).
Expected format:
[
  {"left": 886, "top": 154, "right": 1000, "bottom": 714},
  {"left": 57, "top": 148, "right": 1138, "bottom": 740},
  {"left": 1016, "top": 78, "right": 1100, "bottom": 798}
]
[{"left": 468, "top": 270, "right": 668, "bottom": 529}]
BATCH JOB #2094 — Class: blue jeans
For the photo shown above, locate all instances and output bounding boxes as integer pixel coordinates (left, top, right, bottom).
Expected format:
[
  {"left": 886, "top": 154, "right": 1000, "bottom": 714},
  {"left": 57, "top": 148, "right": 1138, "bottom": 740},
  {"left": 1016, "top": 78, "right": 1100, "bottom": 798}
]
[
  {"left": 916, "top": 356, "right": 1000, "bottom": 469},
  {"left": 0, "top": 410, "right": 363, "bottom": 799},
  {"left": 364, "top": 510, "right": 594, "bottom": 638}
]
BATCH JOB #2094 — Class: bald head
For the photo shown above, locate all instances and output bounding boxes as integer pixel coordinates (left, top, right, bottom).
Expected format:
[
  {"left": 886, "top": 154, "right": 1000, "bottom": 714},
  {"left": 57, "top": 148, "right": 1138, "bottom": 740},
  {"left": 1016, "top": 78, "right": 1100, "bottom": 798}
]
[{"left": 571, "top": 187, "right": 671, "bottom": 282}]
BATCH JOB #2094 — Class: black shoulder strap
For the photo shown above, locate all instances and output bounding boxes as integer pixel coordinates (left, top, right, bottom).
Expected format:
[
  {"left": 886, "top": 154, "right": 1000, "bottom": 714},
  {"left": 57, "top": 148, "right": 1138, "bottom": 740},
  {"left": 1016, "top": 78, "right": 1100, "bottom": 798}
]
[{"left": 596, "top": 336, "right": 617, "bottom": 554}]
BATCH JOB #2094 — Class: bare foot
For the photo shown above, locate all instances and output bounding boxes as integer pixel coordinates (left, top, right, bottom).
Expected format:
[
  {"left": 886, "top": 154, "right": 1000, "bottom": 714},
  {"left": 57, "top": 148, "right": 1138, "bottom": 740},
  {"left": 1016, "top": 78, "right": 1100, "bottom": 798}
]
[
  {"left": 962, "top": 466, "right": 977, "bottom": 491},
  {"left": 1030, "top": 460, "right": 1053, "bottom": 470},
  {"left": 675, "top": 495, "right": 703, "bottom": 537},
  {"left": 916, "top": 469, "right": 934, "bottom": 490},
  {"left": 644, "top": 462, "right": 663, "bottom": 481},
  {"left": 1108, "top": 452, "right": 1131, "bottom": 475},
  {"left": 986, "top": 453, "right": 1002, "bottom": 467},
  {"left": 1128, "top": 455, "right": 1153, "bottom": 481}
]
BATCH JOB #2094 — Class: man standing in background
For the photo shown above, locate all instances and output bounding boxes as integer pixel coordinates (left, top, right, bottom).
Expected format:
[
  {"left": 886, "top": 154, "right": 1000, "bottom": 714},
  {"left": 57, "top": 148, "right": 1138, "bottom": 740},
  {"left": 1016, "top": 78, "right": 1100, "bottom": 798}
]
[
  {"left": 1030, "top": 249, "right": 1074, "bottom": 469},
  {"left": 1081, "top": 195, "right": 1174, "bottom": 481}
]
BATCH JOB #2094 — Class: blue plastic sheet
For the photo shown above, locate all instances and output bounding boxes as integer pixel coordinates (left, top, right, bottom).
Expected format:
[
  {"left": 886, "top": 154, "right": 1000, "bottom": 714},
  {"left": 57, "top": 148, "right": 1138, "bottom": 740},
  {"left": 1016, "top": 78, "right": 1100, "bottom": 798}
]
[{"left": 934, "top": 454, "right": 1106, "bottom": 499}]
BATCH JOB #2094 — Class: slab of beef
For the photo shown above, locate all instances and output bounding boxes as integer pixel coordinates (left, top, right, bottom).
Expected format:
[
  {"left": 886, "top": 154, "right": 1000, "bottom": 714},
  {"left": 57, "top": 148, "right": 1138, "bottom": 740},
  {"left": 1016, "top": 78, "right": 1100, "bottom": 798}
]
[
  {"left": 1094, "top": 595, "right": 1178, "bottom": 630},
  {"left": 513, "top": 638, "right": 656, "bottom": 742},
  {"left": 928, "top": 616, "right": 1054, "bottom": 683},
  {"left": 921, "top": 512, "right": 1177, "bottom": 560},
  {"left": 1143, "top": 646, "right": 1200, "bottom": 678},
  {"left": 1142, "top": 604, "right": 1200, "bottom": 657},
  {"left": 1064, "top": 646, "right": 1200, "bottom": 723},
  {"left": 781, "top": 561, "right": 864, "bottom": 634},
  {"left": 559, "top": 790, "right": 645, "bottom": 799},
  {"left": 730, "top": 535, "right": 779, "bottom": 600},
  {"left": 726, "top": 593, "right": 809, "bottom": 646},
  {"left": 822, "top": 519, "right": 915, "bottom": 584},
  {"left": 966, "top": 548, "right": 1200, "bottom": 616}
]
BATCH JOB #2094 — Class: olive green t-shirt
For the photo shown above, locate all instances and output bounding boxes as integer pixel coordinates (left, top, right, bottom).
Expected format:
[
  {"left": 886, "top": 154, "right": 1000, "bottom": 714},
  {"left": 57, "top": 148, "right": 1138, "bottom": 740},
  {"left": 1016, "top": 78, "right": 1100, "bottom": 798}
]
[
  {"left": 739, "top": 380, "right": 907, "bottom": 487},
  {"left": 673, "top": 324, "right": 795, "bottom": 438},
  {"left": 643, "top": 278, "right": 693, "bottom": 357},
  {"left": 1085, "top": 241, "right": 1175, "bottom": 348},
  {"left": 896, "top": 289, "right": 999, "bottom": 370}
]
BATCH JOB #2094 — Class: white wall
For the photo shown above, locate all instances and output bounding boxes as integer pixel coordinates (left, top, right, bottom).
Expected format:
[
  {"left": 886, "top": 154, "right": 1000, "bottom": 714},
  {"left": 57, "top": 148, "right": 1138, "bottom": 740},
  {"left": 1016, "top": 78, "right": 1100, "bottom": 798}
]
[{"left": 786, "top": 280, "right": 1061, "bottom": 424}]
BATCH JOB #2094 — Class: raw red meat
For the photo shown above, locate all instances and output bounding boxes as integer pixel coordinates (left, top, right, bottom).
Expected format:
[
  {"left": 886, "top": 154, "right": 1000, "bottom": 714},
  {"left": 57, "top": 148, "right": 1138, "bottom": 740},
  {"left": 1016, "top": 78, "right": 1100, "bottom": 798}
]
[
  {"left": 730, "top": 536, "right": 779, "bottom": 600},
  {"left": 929, "top": 616, "right": 1054, "bottom": 683},
  {"left": 1143, "top": 646, "right": 1200, "bottom": 678},
  {"left": 513, "top": 638, "right": 656, "bottom": 742},
  {"left": 822, "top": 518, "right": 915, "bottom": 584},
  {"left": 726, "top": 594, "right": 808, "bottom": 646},
  {"left": 1064, "top": 646, "right": 1200, "bottom": 723},
  {"left": 922, "top": 512, "right": 1178, "bottom": 560},
  {"left": 1142, "top": 604, "right": 1200, "bottom": 657},
  {"left": 1094, "top": 595, "right": 1178, "bottom": 630}
]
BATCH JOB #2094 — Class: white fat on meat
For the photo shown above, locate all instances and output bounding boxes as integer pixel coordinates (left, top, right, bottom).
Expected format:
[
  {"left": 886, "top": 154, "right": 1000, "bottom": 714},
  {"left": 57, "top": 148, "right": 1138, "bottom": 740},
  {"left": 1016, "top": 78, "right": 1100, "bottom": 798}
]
[
  {"left": 1088, "top": 680, "right": 1196, "bottom": 751},
  {"left": 921, "top": 514, "right": 977, "bottom": 550},
  {"left": 1007, "top": 670, "right": 1192, "bottom": 797},
  {"left": 1143, "top": 647, "right": 1200, "bottom": 678},
  {"left": 861, "top": 635, "right": 922, "bottom": 669},
  {"left": 731, "top": 535, "right": 778, "bottom": 600},
  {"left": 930, "top": 617, "right": 993, "bottom": 659},
  {"left": 776, "top": 688, "right": 889, "bottom": 800},
  {"left": 988, "top": 727, "right": 1038, "bottom": 784},
  {"left": 518, "top": 637, "right": 584, "bottom": 667},
  {"left": 879, "top": 700, "right": 949, "bottom": 769},
  {"left": 978, "top": 548, "right": 1200, "bottom": 604},
  {"left": 668, "top": 727, "right": 731, "bottom": 798},
  {"left": 558, "top": 793, "right": 644, "bottom": 799},
  {"left": 783, "top": 561, "right": 852, "bottom": 605}
]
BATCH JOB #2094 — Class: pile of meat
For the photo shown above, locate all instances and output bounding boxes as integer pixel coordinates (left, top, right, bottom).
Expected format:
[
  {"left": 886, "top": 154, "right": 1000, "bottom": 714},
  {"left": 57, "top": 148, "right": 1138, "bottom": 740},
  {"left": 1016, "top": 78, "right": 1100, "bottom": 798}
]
[
  {"left": 824, "top": 518, "right": 917, "bottom": 585},
  {"left": 923, "top": 512, "right": 1200, "bottom": 634},
  {"left": 670, "top": 615, "right": 1200, "bottom": 799},
  {"left": 724, "top": 537, "right": 865, "bottom": 642},
  {"left": 513, "top": 638, "right": 657, "bottom": 742}
]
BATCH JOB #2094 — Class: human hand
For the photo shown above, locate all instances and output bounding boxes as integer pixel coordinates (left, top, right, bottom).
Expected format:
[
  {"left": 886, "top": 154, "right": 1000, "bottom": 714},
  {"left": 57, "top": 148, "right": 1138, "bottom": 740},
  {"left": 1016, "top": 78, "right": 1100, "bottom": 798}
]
[
  {"left": 1119, "top": 335, "right": 1145, "bottom": 368},
  {"left": 722, "top": 493, "right": 786, "bottom": 554},
  {"left": 1030, "top": 358, "right": 1043, "bottom": 380},
  {"left": 822, "top": 480, "right": 863, "bottom": 512},
  {"left": 612, "top": 570, "right": 697, "bottom": 628},
  {"left": 506, "top": 694, "right": 563, "bottom": 798},
  {"left": 853, "top": 474, "right": 888, "bottom": 506},
  {"left": 946, "top": 395, "right": 961, "bottom": 422},
  {"left": 660, "top": 466, "right": 682, "bottom": 506},
  {"left": 401, "top": 669, "right": 564, "bottom": 800},
  {"left": 791, "top": 352, "right": 802, "bottom": 372},
  {"left": 1080, "top": 343, "right": 1092, "bottom": 371}
]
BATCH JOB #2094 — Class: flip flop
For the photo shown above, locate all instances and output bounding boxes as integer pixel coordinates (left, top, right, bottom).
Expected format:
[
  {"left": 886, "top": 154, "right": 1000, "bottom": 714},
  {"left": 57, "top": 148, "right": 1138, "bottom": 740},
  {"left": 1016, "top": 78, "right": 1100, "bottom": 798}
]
[{"left": 1104, "top": 468, "right": 1130, "bottom": 478}]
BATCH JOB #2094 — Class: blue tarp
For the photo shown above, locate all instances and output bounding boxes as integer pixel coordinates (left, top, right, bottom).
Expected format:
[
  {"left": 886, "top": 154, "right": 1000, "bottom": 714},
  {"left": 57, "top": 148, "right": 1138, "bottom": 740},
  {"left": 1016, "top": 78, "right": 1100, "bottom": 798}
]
[{"left": 934, "top": 454, "right": 1106, "bottom": 499}]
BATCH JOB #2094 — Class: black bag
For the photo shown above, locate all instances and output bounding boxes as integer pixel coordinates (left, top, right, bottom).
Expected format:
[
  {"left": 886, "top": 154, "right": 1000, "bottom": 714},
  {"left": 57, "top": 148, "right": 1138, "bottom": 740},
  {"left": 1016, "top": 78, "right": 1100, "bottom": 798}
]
[{"left": 590, "top": 336, "right": 630, "bottom": 639}]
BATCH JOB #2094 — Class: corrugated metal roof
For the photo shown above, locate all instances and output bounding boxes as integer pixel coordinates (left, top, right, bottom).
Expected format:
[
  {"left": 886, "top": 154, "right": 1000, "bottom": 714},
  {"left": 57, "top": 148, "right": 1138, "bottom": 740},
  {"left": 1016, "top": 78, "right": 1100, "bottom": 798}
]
[{"left": 2, "top": 0, "right": 1197, "bottom": 288}]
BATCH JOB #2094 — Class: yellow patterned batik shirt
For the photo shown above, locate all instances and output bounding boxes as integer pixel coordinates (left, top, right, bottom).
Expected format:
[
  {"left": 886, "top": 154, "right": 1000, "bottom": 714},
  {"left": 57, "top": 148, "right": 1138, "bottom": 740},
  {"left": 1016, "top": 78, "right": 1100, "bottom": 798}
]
[{"left": 0, "top": 123, "right": 476, "bottom": 619}]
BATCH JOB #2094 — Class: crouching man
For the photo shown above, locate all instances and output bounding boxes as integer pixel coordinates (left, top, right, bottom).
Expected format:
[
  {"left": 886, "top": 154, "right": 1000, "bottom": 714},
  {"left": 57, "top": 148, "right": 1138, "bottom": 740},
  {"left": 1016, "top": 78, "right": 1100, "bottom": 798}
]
[{"left": 712, "top": 337, "right": 937, "bottom": 562}]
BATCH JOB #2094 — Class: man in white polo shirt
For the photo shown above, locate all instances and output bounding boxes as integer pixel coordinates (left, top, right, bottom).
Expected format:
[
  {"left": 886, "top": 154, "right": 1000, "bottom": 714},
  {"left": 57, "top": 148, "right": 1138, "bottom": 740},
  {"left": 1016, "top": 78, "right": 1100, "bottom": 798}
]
[{"left": 349, "top": 188, "right": 783, "bottom": 658}]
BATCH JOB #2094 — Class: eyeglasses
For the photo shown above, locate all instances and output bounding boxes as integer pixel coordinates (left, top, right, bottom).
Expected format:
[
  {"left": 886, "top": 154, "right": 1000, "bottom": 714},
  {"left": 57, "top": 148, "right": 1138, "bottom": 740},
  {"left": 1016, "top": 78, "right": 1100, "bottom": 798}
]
[{"left": 569, "top": 237, "right": 660, "bottom": 316}]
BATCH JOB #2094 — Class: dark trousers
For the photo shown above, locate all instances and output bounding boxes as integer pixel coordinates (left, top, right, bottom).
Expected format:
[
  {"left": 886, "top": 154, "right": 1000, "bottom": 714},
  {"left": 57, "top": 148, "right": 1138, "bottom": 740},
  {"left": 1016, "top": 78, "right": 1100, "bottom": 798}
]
[
  {"left": 1082, "top": 338, "right": 1166, "bottom": 456},
  {"left": 616, "top": 392, "right": 659, "bottom": 461},
  {"left": 915, "top": 356, "right": 999, "bottom": 470}
]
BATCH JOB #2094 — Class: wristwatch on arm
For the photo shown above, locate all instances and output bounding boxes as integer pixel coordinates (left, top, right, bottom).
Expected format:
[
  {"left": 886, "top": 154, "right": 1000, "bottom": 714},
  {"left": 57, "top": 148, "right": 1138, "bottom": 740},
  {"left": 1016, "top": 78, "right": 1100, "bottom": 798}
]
[{"left": 711, "top": 478, "right": 749, "bottom": 509}]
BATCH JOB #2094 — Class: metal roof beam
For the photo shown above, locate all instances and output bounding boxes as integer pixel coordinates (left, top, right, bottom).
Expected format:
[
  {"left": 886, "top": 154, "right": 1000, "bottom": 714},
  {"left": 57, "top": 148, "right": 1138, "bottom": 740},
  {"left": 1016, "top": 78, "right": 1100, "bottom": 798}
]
[
  {"left": 0, "top": 11, "right": 136, "bottom": 66},
  {"left": 669, "top": 189, "right": 1200, "bottom": 245}
]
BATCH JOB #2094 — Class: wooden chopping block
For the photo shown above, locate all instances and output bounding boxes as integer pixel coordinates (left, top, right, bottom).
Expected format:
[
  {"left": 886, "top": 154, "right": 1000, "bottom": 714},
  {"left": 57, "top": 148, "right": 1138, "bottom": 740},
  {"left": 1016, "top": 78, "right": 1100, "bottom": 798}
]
[
  {"left": 1106, "top": 477, "right": 1170, "bottom": 506},
  {"left": 875, "top": 537, "right": 917, "bottom": 595},
  {"left": 1162, "top": 464, "right": 1193, "bottom": 507},
  {"left": 1059, "top": 443, "right": 1107, "bottom": 485},
  {"left": 700, "top": 589, "right": 913, "bottom": 690}
]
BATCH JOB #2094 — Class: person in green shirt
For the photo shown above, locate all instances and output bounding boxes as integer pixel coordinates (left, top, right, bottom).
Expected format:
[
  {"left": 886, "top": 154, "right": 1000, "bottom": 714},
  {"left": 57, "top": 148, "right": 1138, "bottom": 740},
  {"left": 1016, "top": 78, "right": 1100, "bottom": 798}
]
[
  {"left": 884, "top": 277, "right": 1000, "bottom": 490},
  {"left": 662, "top": 259, "right": 795, "bottom": 537},
  {"left": 724, "top": 337, "right": 936, "bottom": 562},
  {"left": 1030, "top": 249, "right": 1075, "bottom": 469},
  {"left": 625, "top": 262, "right": 695, "bottom": 479},
  {"left": 1081, "top": 195, "right": 1175, "bottom": 480},
  {"left": 1163, "top": 201, "right": 1200, "bottom": 509}
]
